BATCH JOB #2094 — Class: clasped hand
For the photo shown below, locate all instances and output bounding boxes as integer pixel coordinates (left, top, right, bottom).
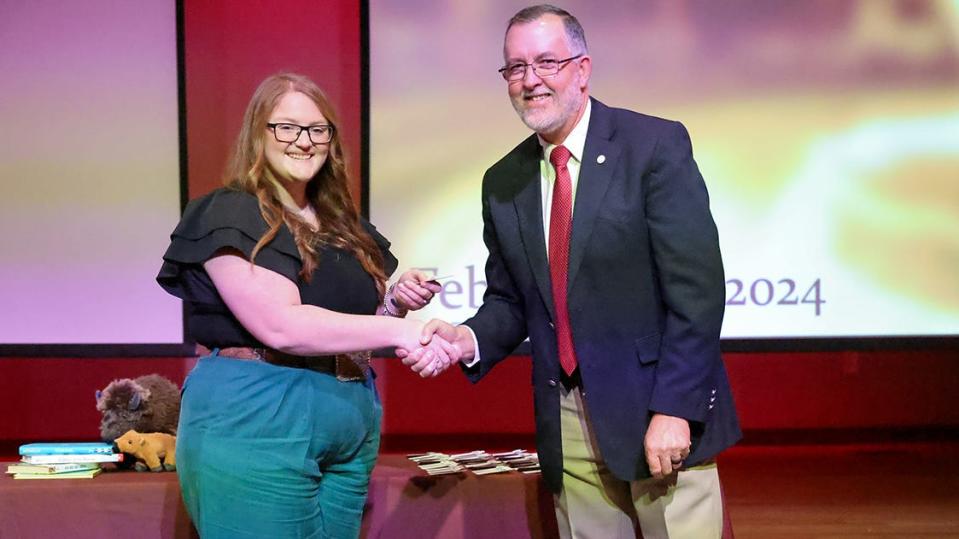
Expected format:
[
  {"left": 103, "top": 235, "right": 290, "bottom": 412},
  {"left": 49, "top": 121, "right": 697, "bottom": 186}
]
[
  {"left": 386, "top": 272, "right": 477, "bottom": 378},
  {"left": 395, "top": 319, "right": 475, "bottom": 378},
  {"left": 388, "top": 270, "right": 461, "bottom": 377}
]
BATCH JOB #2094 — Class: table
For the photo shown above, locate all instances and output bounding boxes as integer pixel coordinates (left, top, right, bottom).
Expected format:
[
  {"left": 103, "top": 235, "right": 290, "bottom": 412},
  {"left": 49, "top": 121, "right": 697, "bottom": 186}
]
[
  {"left": 2, "top": 456, "right": 731, "bottom": 538},
  {"left": 362, "top": 456, "right": 557, "bottom": 538},
  {"left": 0, "top": 462, "right": 194, "bottom": 538},
  {"left": 0, "top": 456, "right": 555, "bottom": 538}
]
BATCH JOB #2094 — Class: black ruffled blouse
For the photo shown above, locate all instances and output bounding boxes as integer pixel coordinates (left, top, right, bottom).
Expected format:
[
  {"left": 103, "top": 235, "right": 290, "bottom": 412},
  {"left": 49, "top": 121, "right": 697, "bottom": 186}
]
[{"left": 157, "top": 187, "right": 398, "bottom": 348}]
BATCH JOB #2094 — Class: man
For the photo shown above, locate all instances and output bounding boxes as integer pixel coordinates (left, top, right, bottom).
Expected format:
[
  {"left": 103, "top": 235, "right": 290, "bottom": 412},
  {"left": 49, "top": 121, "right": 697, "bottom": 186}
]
[{"left": 407, "top": 5, "right": 741, "bottom": 537}]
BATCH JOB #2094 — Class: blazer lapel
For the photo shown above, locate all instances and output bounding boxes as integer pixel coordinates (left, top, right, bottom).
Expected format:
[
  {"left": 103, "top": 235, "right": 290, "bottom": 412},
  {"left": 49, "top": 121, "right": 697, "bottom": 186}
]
[
  {"left": 568, "top": 99, "right": 621, "bottom": 291},
  {"left": 512, "top": 138, "right": 556, "bottom": 320}
]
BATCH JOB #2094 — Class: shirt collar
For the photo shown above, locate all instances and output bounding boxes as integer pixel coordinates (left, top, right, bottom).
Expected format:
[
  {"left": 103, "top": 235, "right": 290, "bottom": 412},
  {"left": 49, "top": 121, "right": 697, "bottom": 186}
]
[{"left": 538, "top": 97, "right": 591, "bottom": 164}]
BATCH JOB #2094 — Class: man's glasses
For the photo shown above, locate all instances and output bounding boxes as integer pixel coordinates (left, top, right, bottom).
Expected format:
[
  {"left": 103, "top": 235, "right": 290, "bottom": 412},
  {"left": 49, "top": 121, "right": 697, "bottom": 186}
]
[
  {"left": 267, "top": 123, "right": 335, "bottom": 145},
  {"left": 498, "top": 54, "right": 583, "bottom": 81}
]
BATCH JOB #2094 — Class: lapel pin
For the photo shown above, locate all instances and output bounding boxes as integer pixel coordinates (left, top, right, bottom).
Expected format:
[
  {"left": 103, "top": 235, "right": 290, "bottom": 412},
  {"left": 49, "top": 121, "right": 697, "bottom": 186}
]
[{"left": 596, "top": 155, "right": 606, "bottom": 164}]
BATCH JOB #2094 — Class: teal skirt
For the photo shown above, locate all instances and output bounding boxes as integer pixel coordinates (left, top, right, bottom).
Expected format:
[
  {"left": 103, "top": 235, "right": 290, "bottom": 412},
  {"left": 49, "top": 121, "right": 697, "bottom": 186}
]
[{"left": 176, "top": 351, "right": 381, "bottom": 539}]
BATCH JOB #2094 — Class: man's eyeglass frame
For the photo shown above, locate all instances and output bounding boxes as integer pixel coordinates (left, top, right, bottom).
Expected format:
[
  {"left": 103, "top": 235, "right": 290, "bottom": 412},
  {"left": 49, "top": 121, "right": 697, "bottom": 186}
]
[{"left": 498, "top": 54, "right": 584, "bottom": 81}]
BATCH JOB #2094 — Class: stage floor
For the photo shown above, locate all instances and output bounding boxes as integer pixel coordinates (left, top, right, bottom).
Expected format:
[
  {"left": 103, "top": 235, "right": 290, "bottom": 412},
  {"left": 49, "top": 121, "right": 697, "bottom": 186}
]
[{"left": 720, "top": 441, "right": 959, "bottom": 538}]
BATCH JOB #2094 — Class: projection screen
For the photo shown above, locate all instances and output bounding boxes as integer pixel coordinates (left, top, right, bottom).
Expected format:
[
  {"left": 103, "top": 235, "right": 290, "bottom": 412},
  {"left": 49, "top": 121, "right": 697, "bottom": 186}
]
[
  {"left": 370, "top": 0, "right": 959, "bottom": 341},
  {"left": 0, "top": 0, "right": 183, "bottom": 347}
]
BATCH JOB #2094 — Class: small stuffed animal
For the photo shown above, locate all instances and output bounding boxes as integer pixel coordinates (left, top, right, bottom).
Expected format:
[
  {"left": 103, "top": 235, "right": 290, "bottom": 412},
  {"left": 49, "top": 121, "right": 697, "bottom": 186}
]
[
  {"left": 114, "top": 430, "right": 177, "bottom": 472},
  {"left": 96, "top": 374, "right": 180, "bottom": 443}
]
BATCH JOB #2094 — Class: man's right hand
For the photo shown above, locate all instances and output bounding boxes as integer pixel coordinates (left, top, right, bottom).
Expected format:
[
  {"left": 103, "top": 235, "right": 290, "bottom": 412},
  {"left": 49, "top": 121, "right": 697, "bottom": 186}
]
[
  {"left": 420, "top": 319, "right": 475, "bottom": 361},
  {"left": 396, "top": 319, "right": 476, "bottom": 376}
]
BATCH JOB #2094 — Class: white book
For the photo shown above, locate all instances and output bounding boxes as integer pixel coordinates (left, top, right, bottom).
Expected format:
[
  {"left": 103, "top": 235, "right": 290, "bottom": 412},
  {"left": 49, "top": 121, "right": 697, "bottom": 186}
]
[
  {"left": 21, "top": 452, "right": 123, "bottom": 464},
  {"left": 6, "top": 461, "right": 101, "bottom": 475}
]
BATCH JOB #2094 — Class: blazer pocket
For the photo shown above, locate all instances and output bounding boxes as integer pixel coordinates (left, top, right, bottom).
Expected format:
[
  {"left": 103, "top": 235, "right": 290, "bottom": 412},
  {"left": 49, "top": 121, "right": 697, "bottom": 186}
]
[
  {"left": 596, "top": 209, "right": 635, "bottom": 225},
  {"left": 635, "top": 332, "right": 661, "bottom": 365}
]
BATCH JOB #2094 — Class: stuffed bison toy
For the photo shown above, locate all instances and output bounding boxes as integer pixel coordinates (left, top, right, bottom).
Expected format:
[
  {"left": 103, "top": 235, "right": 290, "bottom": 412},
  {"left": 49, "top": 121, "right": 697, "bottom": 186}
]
[{"left": 96, "top": 374, "right": 180, "bottom": 442}]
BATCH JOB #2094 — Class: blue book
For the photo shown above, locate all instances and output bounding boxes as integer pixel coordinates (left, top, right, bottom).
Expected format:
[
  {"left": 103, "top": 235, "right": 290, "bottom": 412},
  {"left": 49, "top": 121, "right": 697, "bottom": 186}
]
[{"left": 19, "top": 442, "right": 115, "bottom": 456}]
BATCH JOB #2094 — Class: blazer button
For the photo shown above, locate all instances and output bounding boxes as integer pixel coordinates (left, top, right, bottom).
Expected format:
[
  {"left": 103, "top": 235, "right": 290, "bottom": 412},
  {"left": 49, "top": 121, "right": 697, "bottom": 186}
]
[
  {"left": 548, "top": 379, "right": 558, "bottom": 387},
  {"left": 548, "top": 321, "right": 555, "bottom": 329}
]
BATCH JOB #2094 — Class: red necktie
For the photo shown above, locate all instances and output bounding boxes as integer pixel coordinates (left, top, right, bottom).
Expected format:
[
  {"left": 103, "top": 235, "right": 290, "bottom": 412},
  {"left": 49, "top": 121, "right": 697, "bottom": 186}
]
[{"left": 548, "top": 145, "right": 578, "bottom": 376}]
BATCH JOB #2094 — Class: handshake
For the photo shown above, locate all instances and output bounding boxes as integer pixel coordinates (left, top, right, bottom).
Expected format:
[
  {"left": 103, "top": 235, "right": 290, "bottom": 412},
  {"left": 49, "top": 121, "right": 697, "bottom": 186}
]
[
  {"left": 385, "top": 270, "right": 476, "bottom": 378},
  {"left": 395, "top": 319, "right": 476, "bottom": 378}
]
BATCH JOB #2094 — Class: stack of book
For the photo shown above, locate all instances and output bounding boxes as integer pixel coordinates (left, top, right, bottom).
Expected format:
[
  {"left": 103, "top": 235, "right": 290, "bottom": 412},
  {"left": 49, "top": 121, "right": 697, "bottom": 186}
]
[{"left": 7, "top": 442, "right": 123, "bottom": 479}]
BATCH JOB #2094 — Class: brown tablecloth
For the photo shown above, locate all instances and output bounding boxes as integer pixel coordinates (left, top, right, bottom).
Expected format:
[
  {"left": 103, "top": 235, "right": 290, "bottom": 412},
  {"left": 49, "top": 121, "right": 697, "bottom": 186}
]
[
  {"left": 0, "top": 456, "right": 555, "bottom": 539},
  {"left": 0, "top": 462, "right": 195, "bottom": 538},
  {"left": 362, "top": 456, "right": 557, "bottom": 539},
  {"left": 1, "top": 456, "right": 731, "bottom": 538}
]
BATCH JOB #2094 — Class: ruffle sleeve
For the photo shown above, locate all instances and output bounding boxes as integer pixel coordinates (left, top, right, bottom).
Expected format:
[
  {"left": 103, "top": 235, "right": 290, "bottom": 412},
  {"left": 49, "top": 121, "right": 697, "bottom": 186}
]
[
  {"left": 157, "top": 188, "right": 302, "bottom": 303},
  {"left": 361, "top": 219, "right": 399, "bottom": 278}
]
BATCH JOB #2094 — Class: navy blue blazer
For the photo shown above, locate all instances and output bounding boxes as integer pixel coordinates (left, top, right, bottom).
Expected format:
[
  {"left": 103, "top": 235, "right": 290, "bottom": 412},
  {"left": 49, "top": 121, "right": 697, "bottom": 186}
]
[{"left": 463, "top": 98, "right": 741, "bottom": 493}]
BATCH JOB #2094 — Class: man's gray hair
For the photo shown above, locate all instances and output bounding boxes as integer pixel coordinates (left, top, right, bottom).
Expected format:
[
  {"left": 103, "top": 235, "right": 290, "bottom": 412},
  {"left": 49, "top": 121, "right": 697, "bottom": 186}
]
[{"left": 507, "top": 4, "right": 588, "bottom": 55}]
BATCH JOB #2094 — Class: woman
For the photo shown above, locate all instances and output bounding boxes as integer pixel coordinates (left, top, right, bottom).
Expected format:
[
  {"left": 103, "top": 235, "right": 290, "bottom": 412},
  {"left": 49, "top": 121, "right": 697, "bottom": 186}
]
[{"left": 157, "top": 73, "right": 452, "bottom": 538}]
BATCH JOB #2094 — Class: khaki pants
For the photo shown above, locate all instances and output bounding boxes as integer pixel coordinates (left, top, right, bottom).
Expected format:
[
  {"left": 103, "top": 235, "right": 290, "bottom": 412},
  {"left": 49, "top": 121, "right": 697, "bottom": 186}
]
[{"left": 555, "top": 385, "right": 723, "bottom": 539}]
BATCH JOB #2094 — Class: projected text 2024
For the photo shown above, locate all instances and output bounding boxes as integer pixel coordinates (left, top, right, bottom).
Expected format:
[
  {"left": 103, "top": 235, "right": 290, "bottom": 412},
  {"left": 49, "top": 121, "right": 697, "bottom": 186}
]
[{"left": 725, "top": 278, "right": 824, "bottom": 316}]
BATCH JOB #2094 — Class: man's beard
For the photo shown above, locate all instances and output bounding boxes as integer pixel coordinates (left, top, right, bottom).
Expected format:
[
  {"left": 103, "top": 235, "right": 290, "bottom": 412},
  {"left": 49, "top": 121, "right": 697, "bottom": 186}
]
[{"left": 512, "top": 80, "right": 583, "bottom": 135}]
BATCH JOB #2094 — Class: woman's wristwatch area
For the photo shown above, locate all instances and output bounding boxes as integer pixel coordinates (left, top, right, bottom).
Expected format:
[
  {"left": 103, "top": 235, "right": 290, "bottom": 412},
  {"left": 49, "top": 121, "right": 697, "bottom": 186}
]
[{"left": 382, "top": 283, "right": 408, "bottom": 317}]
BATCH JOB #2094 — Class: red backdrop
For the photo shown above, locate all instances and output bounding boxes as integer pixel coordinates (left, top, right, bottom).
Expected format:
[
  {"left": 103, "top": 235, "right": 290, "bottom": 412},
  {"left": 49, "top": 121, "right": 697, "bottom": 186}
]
[{"left": 1, "top": 0, "right": 956, "bottom": 448}]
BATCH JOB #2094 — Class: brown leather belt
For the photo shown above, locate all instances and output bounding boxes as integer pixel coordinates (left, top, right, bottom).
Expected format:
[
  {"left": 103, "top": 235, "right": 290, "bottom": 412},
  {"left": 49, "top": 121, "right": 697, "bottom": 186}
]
[{"left": 195, "top": 344, "right": 371, "bottom": 382}]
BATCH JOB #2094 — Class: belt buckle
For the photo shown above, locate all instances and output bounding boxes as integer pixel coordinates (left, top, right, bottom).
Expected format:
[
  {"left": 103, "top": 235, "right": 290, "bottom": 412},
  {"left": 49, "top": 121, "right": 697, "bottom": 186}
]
[{"left": 335, "top": 351, "right": 372, "bottom": 382}]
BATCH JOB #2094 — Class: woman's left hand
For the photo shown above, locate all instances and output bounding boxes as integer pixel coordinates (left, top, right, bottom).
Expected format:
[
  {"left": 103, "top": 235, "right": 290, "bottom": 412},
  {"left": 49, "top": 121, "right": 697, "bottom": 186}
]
[{"left": 389, "top": 269, "right": 443, "bottom": 312}]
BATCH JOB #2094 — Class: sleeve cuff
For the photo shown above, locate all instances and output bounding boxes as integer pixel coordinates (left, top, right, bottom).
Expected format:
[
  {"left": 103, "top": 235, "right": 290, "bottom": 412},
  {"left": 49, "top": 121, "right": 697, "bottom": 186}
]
[{"left": 461, "top": 324, "right": 481, "bottom": 368}]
